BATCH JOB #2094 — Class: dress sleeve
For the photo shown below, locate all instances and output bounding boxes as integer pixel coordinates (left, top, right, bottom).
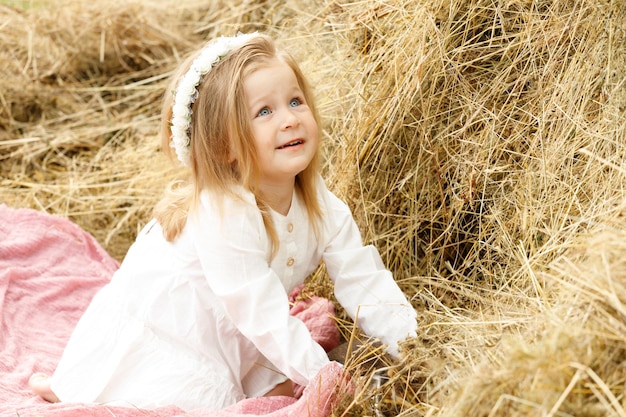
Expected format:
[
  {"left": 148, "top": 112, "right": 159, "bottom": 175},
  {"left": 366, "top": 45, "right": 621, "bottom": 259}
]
[
  {"left": 189, "top": 192, "right": 330, "bottom": 386},
  {"left": 321, "top": 190, "right": 418, "bottom": 358}
]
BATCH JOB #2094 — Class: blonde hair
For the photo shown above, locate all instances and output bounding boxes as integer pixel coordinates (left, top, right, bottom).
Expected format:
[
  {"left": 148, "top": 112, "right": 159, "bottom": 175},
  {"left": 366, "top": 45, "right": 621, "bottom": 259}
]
[{"left": 154, "top": 34, "right": 322, "bottom": 258}]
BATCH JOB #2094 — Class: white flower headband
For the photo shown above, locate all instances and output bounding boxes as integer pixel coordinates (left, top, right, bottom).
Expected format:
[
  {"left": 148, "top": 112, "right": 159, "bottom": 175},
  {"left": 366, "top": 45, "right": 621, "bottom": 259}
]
[{"left": 169, "top": 32, "right": 259, "bottom": 166}]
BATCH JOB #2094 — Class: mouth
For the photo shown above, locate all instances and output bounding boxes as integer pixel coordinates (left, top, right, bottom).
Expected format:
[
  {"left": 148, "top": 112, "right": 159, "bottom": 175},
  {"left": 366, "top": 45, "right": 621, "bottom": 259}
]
[{"left": 276, "top": 139, "right": 304, "bottom": 150}]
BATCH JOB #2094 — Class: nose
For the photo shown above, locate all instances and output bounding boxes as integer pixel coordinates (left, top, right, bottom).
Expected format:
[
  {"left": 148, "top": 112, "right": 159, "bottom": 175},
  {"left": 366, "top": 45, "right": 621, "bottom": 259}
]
[{"left": 280, "top": 108, "right": 300, "bottom": 130}]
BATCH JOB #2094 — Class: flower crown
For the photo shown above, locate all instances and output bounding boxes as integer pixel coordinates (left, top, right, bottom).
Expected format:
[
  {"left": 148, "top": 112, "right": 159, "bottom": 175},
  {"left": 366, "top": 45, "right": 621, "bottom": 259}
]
[{"left": 169, "top": 32, "right": 259, "bottom": 166}]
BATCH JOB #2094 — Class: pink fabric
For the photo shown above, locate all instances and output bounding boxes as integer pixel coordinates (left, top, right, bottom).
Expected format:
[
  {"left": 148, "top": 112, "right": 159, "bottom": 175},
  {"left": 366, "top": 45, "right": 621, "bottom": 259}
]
[
  {"left": 0, "top": 204, "right": 345, "bottom": 417},
  {"left": 289, "top": 285, "right": 341, "bottom": 352}
]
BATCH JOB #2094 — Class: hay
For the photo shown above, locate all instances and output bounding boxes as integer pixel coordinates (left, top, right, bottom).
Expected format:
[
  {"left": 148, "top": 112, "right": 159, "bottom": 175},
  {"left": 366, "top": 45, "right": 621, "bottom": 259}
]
[
  {"left": 321, "top": 0, "right": 626, "bottom": 415},
  {"left": 1, "top": 0, "right": 626, "bottom": 415}
]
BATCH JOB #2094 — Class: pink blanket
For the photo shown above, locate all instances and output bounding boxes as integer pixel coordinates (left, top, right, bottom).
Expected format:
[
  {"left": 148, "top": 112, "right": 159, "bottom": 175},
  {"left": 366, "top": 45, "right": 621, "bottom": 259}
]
[{"left": 0, "top": 204, "right": 345, "bottom": 417}]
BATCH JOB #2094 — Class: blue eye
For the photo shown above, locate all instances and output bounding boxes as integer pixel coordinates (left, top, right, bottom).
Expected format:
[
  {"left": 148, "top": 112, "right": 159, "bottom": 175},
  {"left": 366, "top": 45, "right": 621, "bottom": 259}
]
[
  {"left": 257, "top": 107, "right": 271, "bottom": 117},
  {"left": 289, "top": 98, "right": 301, "bottom": 107}
]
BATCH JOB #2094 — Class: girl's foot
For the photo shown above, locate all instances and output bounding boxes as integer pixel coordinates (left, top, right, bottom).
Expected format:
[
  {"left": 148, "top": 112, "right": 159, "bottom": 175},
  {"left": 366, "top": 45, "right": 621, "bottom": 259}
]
[{"left": 29, "top": 373, "right": 60, "bottom": 403}]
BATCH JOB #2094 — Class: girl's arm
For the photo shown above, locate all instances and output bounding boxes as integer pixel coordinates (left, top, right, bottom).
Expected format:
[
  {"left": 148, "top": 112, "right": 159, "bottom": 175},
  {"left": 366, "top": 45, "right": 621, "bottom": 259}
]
[{"left": 321, "top": 190, "right": 418, "bottom": 358}]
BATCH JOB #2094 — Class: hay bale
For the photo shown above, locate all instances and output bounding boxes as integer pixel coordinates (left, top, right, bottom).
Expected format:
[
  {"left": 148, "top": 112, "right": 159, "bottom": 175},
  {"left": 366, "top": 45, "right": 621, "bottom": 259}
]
[
  {"left": 320, "top": 0, "right": 626, "bottom": 415},
  {"left": 0, "top": 0, "right": 195, "bottom": 258},
  {"left": 327, "top": 0, "right": 626, "bottom": 288},
  {"left": 445, "top": 227, "right": 626, "bottom": 416}
]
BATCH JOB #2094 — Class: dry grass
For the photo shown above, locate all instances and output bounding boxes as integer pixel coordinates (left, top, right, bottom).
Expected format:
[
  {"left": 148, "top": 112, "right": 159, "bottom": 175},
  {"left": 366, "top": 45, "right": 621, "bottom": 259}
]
[{"left": 1, "top": 0, "right": 625, "bottom": 415}]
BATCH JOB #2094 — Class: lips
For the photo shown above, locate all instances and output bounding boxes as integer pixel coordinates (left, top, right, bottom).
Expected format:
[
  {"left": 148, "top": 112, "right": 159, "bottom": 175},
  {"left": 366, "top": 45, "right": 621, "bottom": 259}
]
[{"left": 276, "top": 139, "right": 304, "bottom": 149}]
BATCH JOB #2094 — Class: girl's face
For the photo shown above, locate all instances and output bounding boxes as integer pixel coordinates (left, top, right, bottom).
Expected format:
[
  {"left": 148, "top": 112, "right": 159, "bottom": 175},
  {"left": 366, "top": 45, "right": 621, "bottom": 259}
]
[{"left": 243, "top": 59, "right": 319, "bottom": 188}]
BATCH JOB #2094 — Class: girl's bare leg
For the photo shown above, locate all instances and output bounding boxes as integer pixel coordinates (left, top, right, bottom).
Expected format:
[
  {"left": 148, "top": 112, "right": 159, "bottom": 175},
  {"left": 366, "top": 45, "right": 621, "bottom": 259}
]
[
  {"left": 29, "top": 373, "right": 60, "bottom": 403},
  {"left": 263, "top": 379, "right": 294, "bottom": 397}
]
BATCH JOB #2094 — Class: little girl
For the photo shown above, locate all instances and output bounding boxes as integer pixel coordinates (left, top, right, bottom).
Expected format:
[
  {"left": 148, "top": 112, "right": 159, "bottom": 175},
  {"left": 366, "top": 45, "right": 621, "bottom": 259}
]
[{"left": 30, "top": 32, "right": 417, "bottom": 411}]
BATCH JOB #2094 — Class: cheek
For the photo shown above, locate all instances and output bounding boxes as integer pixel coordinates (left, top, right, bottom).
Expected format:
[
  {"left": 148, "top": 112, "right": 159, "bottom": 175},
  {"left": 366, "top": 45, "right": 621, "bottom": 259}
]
[
  {"left": 307, "top": 118, "right": 320, "bottom": 140},
  {"left": 250, "top": 126, "right": 266, "bottom": 147},
  {"left": 252, "top": 122, "right": 272, "bottom": 137},
  {"left": 299, "top": 110, "right": 316, "bottom": 129}
]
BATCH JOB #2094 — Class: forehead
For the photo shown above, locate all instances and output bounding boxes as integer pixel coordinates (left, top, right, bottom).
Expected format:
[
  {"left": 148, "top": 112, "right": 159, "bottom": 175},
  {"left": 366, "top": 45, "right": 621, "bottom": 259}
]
[{"left": 243, "top": 59, "right": 299, "bottom": 95}]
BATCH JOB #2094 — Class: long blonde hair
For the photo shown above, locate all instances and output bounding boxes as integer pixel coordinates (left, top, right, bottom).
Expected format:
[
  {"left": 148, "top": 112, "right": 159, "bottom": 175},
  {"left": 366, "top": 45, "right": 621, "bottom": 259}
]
[{"left": 154, "top": 34, "right": 322, "bottom": 257}]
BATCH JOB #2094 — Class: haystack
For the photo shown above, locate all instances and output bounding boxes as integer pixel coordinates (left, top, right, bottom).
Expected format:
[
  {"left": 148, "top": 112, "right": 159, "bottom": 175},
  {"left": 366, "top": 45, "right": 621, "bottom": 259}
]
[{"left": 1, "top": 0, "right": 625, "bottom": 415}]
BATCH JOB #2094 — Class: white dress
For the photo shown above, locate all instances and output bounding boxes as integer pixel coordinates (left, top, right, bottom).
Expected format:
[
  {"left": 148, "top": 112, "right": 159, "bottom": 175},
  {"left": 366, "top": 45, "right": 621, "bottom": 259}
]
[{"left": 50, "top": 177, "right": 417, "bottom": 411}]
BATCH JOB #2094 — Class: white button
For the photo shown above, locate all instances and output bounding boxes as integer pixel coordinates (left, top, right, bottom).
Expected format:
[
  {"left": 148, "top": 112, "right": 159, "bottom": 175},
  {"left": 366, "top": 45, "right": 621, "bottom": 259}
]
[
  {"left": 286, "top": 257, "right": 295, "bottom": 267},
  {"left": 287, "top": 223, "right": 294, "bottom": 233}
]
